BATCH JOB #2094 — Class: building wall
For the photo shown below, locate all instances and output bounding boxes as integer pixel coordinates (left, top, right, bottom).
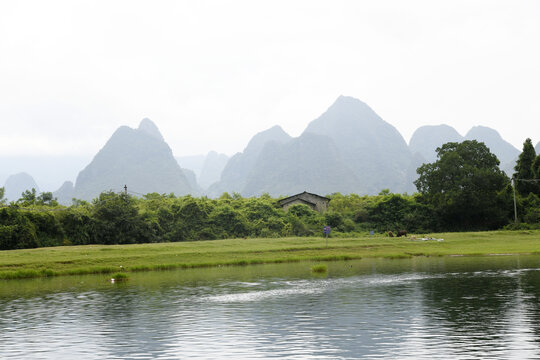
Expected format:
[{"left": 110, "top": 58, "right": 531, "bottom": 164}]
[
  {"left": 300, "top": 193, "right": 329, "bottom": 212},
  {"left": 282, "top": 199, "right": 316, "bottom": 212},
  {"left": 281, "top": 193, "right": 329, "bottom": 213}
]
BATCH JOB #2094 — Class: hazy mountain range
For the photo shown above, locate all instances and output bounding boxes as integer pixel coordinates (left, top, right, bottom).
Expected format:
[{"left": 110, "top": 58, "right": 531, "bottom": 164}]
[{"left": 1, "top": 96, "right": 535, "bottom": 203}]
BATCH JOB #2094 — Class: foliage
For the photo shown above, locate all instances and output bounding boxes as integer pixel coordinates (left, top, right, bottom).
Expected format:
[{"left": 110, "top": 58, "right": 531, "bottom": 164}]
[
  {"left": 311, "top": 264, "right": 328, "bottom": 273},
  {"left": 2, "top": 141, "right": 539, "bottom": 251},
  {"left": 514, "top": 138, "right": 539, "bottom": 196},
  {"left": 0, "top": 207, "right": 38, "bottom": 250},
  {"left": 37, "top": 192, "right": 58, "bottom": 207},
  {"left": 368, "top": 193, "right": 434, "bottom": 233},
  {"left": 17, "top": 188, "right": 37, "bottom": 206},
  {"left": 415, "top": 140, "right": 511, "bottom": 230},
  {"left": 92, "top": 191, "right": 152, "bottom": 245}
]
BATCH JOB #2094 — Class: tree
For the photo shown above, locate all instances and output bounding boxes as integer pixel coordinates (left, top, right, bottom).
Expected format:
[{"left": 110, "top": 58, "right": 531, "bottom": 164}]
[
  {"left": 532, "top": 155, "right": 540, "bottom": 180},
  {"left": 415, "top": 140, "right": 510, "bottom": 230},
  {"left": 37, "top": 192, "right": 58, "bottom": 207},
  {"left": 0, "top": 207, "right": 38, "bottom": 250},
  {"left": 92, "top": 191, "right": 152, "bottom": 244},
  {"left": 18, "top": 188, "right": 37, "bottom": 206},
  {"left": 368, "top": 193, "right": 434, "bottom": 232},
  {"left": 0, "top": 187, "right": 5, "bottom": 204},
  {"left": 514, "top": 138, "right": 539, "bottom": 196}
]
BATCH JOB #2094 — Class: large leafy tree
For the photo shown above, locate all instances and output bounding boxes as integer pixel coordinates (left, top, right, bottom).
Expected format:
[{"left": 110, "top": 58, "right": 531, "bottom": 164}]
[
  {"left": 415, "top": 140, "right": 510, "bottom": 230},
  {"left": 92, "top": 191, "right": 153, "bottom": 244},
  {"left": 0, "top": 207, "right": 38, "bottom": 250},
  {"left": 513, "top": 138, "right": 539, "bottom": 196},
  {"left": 17, "top": 188, "right": 37, "bottom": 206}
]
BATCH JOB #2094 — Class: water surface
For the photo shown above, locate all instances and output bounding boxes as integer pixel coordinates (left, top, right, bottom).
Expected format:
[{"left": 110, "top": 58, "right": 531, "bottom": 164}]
[{"left": 2, "top": 255, "right": 540, "bottom": 359}]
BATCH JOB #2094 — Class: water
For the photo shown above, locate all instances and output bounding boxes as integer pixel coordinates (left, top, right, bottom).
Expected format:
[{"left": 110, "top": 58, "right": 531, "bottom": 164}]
[{"left": 2, "top": 256, "right": 540, "bottom": 359}]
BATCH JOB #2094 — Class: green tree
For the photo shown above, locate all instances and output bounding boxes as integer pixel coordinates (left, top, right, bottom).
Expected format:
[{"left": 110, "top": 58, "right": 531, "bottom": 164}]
[
  {"left": 0, "top": 187, "right": 5, "bottom": 204},
  {"left": 514, "top": 138, "right": 539, "bottom": 196},
  {"left": 18, "top": 188, "right": 37, "bottom": 206},
  {"left": 210, "top": 204, "right": 248, "bottom": 238},
  {"left": 415, "top": 140, "right": 510, "bottom": 230},
  {"left": 58, "top": 208, "right": 93, "bottom": 245},
  {"left": 92, "top": 191, "right": 152, "bottom": 244},
  {"left": 532, "top": 155, "right": 540, "bottom": 180},
  {"left": 0, "top": 207, "right": 38, "bottom": 250},
  {"left": 37, "top": 192, "right": 59, "bottom": 207},
  {"left": 368, "top": 193, "right": 434, "bottom": 232}
]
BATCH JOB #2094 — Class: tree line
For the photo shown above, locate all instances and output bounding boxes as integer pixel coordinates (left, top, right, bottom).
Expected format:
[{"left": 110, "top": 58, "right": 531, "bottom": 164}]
[{"left": 1, "top": 139, "right": 539, "bottom": 250}]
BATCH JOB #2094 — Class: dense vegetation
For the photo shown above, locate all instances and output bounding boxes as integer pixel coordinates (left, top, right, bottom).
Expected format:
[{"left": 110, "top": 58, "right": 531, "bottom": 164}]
[{"left": 1, "top": 139, "right": 539, "bottom": 250}]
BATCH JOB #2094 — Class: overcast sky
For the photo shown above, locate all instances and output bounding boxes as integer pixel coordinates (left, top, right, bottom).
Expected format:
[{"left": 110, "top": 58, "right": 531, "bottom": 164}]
[{"left": 1, "top": 0, "right": 539, "bottom": 160}]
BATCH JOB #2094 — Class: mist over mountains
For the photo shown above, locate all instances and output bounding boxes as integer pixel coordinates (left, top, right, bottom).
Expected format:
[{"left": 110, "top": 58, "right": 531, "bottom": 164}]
[
  {"left": 408, "top": 124, "right": 521, "bottom": 181},
  {"left": 207, "top": 125, "right": 292, "bottom": 196},
  {"left": 303, "top": 96, "right": 411, "bottom": 194},
  {"left": 1, "top": 96, "right": 529, "bottom": 203},
  {"left": 51, "top": 119, "right": 193, "bottom": 202},
  {"left": 3, "top": 173, "right": 39, "bottom": 202}
]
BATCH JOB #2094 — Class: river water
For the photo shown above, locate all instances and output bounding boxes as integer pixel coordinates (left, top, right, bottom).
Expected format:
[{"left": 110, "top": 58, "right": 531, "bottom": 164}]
[{"left": 2, "top": 255, "right": 540, "bottom": 359}]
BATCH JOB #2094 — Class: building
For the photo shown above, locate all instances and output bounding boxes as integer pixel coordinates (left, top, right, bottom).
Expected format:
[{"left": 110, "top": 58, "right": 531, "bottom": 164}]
[{"left": 278, "top": 191, "right": 330, "bottom": 213}]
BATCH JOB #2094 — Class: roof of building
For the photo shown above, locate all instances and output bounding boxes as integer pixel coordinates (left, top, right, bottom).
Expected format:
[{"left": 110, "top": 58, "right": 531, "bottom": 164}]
[{"left": 278, "top": 191, "right": 331, "bottom": 206}]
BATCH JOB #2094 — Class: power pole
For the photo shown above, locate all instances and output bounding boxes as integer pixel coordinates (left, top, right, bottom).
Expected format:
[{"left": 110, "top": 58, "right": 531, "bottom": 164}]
[
  {"left": 124, "top": 185, "right": 128, "bottom": 195},
  {"left": 512, "top": 177, "right": 518, "bottom": 223}
]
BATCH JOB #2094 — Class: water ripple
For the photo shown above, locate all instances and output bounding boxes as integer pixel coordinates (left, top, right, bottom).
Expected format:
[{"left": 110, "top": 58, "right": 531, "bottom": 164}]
[{"left": 2, "top": 261, "right": 540, "bottom": 359}]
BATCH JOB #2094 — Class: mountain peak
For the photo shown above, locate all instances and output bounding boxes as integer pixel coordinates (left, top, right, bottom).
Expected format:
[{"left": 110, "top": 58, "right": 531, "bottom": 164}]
[
  {"left": 464, "top": 125, "right": 519, "bottom": 164},
  {"left": 465, "top": 125, "right": 503, "bottom": 141},
  {"left": 244, "top": 125, "right": 292, "bottom": 154},
  {"left": 408, "top": 124, "right": 463, "bottom": 163},
  {"left": 3, "top": 172, "right": 40, "bottom": 201},
  {"left": 328, "top": 95, "right": 369, "bottom": 113},
  {"left": 73, "top": 120, "right": 191, "bottom": 200},
  {"left": 303, "top": 95, "right": 411, "bottom": 193},
  {"left": 138, "top": 118, "right": 164, "bottom": 141}
]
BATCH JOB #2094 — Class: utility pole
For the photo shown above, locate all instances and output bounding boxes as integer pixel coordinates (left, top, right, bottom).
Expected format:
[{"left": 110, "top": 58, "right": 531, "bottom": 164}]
[
  {"left": 124, "top": 185, "right": 128, "bottom": 195},
  {"left": 512, "top": 177, "right": 518, "bottom": 223}
]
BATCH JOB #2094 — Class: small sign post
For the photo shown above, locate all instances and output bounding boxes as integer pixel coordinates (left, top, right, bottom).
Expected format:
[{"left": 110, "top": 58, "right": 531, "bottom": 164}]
[{"left": 323, "top": 226, "right": 331, "bottom": 247}]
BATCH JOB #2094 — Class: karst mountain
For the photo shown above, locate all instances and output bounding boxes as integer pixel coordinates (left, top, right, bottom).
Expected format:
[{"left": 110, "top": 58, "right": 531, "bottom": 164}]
[
  {"left": 69, "top": 118, "right": 192, "bottom": 201},
  {"left": 4, "top": 97, "right": 526, "bottom": 201}
]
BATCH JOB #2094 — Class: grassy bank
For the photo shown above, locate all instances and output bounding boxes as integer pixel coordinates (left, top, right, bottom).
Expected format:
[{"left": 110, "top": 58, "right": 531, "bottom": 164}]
[{"left": 1, "top": 230, "right": 539, "bottom": 280}]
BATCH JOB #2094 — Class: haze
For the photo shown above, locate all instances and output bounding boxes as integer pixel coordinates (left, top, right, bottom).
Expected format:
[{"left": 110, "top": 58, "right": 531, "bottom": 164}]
[{"left": 1, "top": 1, "right": 539, "bottom": 188}]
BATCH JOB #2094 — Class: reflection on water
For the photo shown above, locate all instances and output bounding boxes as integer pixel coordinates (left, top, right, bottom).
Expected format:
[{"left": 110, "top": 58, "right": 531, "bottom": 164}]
[{"left": 2, "top": 256, "right": 540, "bottom": 359}]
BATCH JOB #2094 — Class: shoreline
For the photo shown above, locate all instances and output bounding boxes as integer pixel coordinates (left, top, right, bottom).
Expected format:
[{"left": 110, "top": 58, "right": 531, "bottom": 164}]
[{"left": 1, "top": 230, "right": 539, "bottom": 280}]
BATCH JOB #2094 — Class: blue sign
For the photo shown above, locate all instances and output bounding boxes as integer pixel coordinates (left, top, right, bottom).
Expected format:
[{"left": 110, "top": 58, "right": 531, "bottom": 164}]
[
  {"left": 370, "top": 230, "right": 375, "bottom": 236},
  {"left": 323, "top": 226, "right": 331, "bottom": 235}
]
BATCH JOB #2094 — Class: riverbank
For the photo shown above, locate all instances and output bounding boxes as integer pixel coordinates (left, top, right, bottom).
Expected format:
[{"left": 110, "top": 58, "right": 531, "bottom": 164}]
[{"left": 1, "top": 230, "right": 539, "bottom": 279}]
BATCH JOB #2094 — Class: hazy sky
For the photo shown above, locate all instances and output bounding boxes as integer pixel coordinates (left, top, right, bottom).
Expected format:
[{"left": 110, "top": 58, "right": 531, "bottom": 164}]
[{"left": 1, "top": 0, "right": 539, "bottom": 159}]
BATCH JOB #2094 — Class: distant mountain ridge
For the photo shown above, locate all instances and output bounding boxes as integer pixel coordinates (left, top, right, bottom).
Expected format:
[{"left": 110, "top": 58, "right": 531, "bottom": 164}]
[
  {"left": 3, "top": 97, "right": 527, "bottom": 200},
  {"left": 207, "top": 125, "right": 292, "bottom": 196},
  {"left": 243, "top": 132, "right": 362, "bottom": 196},
  {"left": 207, "top": 96, "right": 523, "bottom": 197},
  {"left": 3, "top": 172, "right": 39, "bottom": 202},
  {"left": 408, "top": 124, "right": 520, "bottom": 178},
  {"left": 209, "top": 96, "right": 412, "bottom": 196},
  {"left": 465, "top": 126, "right": 520, "bottom": 165},
  {"left": 303, "top": 96, "right": 411, "bottom": 193},
  {"left": 409, "top": 125, "right": 463, "bottom": 163},
  {"left": 198, "top": 151, "right": 229, "bottom": 189},
  {"left": 72, "top": 119, "right": 192, "bottom": 201}
]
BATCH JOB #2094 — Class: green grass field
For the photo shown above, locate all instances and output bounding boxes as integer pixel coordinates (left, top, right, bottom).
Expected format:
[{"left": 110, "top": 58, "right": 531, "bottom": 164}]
[{"left": 1, "top": 230, "right": 539, "bottom": 279}]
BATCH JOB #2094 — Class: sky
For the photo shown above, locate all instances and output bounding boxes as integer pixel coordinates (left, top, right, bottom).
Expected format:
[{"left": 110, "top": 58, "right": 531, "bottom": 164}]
[{"left": 1, "top": 0, "right": 539, "bottom": 162}]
